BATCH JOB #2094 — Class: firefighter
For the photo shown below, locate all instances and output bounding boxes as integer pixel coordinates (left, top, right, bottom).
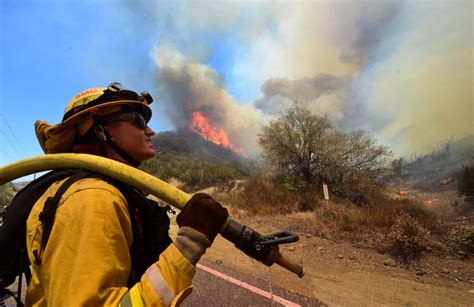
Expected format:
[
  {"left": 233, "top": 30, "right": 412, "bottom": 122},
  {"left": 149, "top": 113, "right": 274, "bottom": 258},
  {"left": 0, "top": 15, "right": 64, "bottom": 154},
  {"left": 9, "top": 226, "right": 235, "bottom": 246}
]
[{"left": 26, "top": 82, "right": 228, "bottom": 306}]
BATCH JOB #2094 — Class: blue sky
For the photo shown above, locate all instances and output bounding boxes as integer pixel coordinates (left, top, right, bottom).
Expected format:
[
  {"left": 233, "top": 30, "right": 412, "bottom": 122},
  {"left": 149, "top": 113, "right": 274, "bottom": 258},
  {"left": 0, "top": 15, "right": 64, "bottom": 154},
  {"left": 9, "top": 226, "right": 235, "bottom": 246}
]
[
  {"left": 1, "top": 0, "right": 472, "bottom": 171},
  {"left": 1, "top": 0, "right": 168, "bottom": 162}
]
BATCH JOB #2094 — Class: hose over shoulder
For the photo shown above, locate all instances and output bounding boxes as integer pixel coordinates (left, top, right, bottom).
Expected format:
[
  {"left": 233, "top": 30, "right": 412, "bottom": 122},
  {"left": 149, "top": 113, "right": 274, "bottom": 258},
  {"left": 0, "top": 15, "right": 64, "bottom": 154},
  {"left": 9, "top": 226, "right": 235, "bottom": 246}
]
[
  {"left": 0, "top": 153, "right": 304, "bottom": 277},
  {"left": 0, "top": 154, "right": 191, "bottom": 210}
]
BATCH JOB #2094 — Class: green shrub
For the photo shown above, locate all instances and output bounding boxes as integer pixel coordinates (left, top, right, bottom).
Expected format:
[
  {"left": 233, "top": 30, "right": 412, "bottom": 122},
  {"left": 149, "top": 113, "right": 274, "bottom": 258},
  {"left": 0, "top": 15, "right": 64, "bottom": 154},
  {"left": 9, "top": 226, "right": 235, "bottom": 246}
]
[
  {"left": 258, "top": 105, "right": 392, "bottom": 205},
  {"left": 457, "top": 163, "right": 474, "bottom": 208},
  {"left": 387, "top": 212, "right": 427, "bottom": 266},
  {"left": 141, "top": 149, "right": 247, "bottom": 192},
  {"left": 447, "top": 225, "right": 474, "bottom": 254}
]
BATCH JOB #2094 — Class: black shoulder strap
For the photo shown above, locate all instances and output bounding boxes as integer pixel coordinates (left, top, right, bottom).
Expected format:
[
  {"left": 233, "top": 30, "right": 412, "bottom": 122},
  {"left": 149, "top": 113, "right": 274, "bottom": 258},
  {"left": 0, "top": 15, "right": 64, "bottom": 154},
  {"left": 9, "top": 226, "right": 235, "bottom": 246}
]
[
  {"left": 35, "top": 171, "right": 90, "bottom": 264},
  {"left": 107, "top": 180, "right": 172, "bottom": 285},
  {"left": 0, "top": 169, "right": 77, "bottom": 290}
]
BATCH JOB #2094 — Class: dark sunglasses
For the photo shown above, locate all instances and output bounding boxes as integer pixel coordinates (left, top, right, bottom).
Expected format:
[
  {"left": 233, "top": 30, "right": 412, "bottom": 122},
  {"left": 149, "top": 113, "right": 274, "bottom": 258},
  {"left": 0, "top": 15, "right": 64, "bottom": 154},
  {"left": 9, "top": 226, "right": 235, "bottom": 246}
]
[{"left": 100, "top": 112, "right": 148, "bottom": 130}]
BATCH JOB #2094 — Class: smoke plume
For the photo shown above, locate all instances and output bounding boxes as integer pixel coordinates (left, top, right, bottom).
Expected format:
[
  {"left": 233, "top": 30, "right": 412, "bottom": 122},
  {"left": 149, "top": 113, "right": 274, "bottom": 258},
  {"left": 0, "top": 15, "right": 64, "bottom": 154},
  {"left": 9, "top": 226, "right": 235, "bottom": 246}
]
[
  {"left": 255, "top": 75, "right": 355, "bottom": 127},
  {"left": 152, "top": 45, "right": 262, "bottom": 156},
  {"left": 143, "top": 0, "right": 471, "bottom": 157}
]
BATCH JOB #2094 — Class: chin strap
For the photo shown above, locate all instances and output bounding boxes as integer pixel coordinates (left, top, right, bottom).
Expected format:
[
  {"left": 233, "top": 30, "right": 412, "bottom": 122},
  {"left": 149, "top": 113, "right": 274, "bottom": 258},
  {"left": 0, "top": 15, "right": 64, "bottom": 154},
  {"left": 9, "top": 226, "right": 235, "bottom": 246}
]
[{"left": 93, "top": 118, "right": 141, "bottom": 167}]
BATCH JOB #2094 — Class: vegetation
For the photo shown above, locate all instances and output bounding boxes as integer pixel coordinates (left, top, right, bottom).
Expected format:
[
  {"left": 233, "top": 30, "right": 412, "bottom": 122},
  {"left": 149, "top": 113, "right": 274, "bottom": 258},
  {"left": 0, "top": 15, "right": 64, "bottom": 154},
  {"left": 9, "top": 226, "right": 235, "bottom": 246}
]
[
  {"left": 221, "top": 176, "right": 437, "bottom": 224},
  {"left": 139, "top": 130, "right": 254, "bottom": 192},
  {"left": 387, "top": 212, "right": 427, "bottom": 266},
  {"left": 446, "top": 225, "right": 474, "bottom": 254},
  {"left": 0, "top": 183, "right": 16, "bottom": 218},
  {"left": 392, "top": 136, "right": 474, "bottom": 193},
  {"left": 456, "top": 162, "right": 474, "bottom": 208},
  {"left": 141, "top": 126, "right": 469, "bottom": 265},
  {"left": 219, "top": 175, "right": 320, "bottom": 215},
  {"left": 141, "top": 148, "right": 250, "bottom": 192},
  {"left": 258, "top": 105, "right": 392, "bottom": 204}
]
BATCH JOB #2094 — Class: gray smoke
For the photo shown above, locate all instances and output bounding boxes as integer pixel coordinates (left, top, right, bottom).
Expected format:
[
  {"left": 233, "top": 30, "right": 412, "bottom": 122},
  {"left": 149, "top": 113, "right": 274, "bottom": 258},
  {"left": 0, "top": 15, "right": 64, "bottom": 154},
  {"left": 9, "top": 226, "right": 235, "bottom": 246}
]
[
  {"left": 144, "top": 0, "right": 472, "bottom": 158},
  {"left": 255, "top": 75, "right": 356, "bottom": 127},
  {"left": 330, "top": 0, "right": 404, "bottom": 67}
]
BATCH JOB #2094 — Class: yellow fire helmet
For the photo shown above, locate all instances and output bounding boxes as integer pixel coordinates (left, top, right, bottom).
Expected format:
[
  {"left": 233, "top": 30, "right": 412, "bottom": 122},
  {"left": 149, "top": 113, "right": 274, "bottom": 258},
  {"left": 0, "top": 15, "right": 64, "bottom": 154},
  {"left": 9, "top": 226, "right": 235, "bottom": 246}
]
[{"left": 35, "top": 82, "right": 153, "bottom": 154}]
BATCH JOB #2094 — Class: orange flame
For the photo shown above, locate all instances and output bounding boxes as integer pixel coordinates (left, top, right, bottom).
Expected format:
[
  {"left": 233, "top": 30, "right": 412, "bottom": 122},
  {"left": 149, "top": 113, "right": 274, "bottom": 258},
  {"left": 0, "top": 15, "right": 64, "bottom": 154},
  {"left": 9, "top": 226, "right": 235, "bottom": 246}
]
[
  {"left": 424, "top": 198, "right": 438, "bottom": 206},
  {"left": 439, "top": 177, "right": 454, "bottom": 185},
  {"left": 189, "top": 111, "right": 247, "bottom": 157}
]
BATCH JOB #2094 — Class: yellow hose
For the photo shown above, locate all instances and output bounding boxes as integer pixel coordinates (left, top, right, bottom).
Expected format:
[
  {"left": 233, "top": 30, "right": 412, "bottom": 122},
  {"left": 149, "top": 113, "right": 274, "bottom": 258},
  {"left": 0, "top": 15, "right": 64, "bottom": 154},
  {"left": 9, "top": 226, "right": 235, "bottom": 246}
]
[
  {"left": 0, "top": 154, "right": 191, "bottom": 210},
  {"left": 0, "top": 153, "right": 304, "bottom": 277}
]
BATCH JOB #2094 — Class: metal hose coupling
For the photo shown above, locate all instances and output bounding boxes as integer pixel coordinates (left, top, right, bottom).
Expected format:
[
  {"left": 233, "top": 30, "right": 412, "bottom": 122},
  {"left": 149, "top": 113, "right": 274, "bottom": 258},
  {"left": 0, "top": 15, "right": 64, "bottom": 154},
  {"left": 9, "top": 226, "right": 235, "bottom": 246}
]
[{"left": 222, "top": 219, "right": 304, "bottom": 277}]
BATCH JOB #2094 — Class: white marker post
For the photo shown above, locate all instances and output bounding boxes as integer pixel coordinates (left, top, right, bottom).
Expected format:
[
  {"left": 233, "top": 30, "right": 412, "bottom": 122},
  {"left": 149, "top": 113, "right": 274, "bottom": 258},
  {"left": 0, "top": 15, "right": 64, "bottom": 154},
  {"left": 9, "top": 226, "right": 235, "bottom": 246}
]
[{"left": 323, "top": 182, "right": 329, "bottom": 204}]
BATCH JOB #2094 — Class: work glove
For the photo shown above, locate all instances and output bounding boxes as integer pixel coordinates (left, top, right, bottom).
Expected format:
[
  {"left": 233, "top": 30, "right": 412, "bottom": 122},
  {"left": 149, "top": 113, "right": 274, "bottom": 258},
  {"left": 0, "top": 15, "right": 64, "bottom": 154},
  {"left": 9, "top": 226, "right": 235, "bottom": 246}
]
[
  {"left": 177, "top": 193, "right": 229, "bottom": 243},
  {"left": 174, "top": 193, "right": 229, "bottom": 265}
]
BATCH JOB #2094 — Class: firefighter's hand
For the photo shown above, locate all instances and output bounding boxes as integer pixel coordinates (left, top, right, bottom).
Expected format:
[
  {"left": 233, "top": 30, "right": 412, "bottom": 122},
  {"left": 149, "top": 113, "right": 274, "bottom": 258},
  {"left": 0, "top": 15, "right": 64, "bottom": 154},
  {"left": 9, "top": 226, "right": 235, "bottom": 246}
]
[{"left": 177, "top": 193, "right": 229, "bottom": 243}]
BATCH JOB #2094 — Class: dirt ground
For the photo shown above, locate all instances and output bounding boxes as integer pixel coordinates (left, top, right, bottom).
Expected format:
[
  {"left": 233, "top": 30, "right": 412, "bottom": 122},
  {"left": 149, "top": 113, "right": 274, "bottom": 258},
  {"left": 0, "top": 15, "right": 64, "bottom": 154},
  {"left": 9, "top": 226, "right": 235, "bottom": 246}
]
[
  {"left": 199, "top": 214, "right": 473, "bottom": 306},
  {"left": 165, "top": 184, "right": 474, "bottom": 306},
  {"left": 175, "top": 185, "right": 474, "bottom": 306}
]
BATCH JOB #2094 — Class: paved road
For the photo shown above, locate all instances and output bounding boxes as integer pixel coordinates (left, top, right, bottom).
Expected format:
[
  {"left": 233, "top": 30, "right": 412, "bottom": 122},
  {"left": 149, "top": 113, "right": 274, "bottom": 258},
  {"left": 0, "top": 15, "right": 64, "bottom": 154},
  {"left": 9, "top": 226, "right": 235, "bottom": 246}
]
[
  {"left": 183, "top": 259, "right": 325, "bottom": 307},
  {"left": 2, "top": 260, "right": 324, "bottom": 306}
]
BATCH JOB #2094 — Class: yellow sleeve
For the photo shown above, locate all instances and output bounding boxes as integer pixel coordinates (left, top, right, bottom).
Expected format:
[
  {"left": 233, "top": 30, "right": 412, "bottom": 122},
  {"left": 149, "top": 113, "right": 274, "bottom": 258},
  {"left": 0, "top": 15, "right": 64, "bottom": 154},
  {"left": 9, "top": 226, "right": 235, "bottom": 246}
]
[
  {"left": 26, "top": 179, "right": 195, "bottom": 307},
  {"left": 119, "top": 244, "right": 196, "bottom": 307}
]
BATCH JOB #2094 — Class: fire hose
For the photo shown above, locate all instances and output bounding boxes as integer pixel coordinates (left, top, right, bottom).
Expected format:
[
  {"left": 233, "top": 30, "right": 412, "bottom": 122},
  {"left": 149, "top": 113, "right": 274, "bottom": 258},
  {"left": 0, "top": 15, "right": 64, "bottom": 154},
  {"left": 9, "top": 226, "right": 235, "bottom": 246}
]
[{"left": 0, "top": 154, "right": 305, "bottom": 278}]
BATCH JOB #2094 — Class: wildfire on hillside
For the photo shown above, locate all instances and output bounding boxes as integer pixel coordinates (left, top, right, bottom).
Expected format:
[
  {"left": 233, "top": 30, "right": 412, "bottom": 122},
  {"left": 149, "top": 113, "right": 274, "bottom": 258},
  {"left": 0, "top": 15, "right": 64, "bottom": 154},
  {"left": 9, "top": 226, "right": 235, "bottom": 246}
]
[
  {"left": 189, "top": 111, "right": 248, "bottom": 158},
  {"left": 439, "top": 176, "right": 454, "bottom": 185},
  {"left": 424, "top": 198, "right": 438, "bottom": 206}
]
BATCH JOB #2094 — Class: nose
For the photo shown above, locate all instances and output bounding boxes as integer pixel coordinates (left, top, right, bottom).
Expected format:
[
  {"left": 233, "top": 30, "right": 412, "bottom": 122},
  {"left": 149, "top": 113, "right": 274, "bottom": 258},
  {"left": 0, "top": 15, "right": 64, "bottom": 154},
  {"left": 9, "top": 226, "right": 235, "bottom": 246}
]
[{"left": 145, "top": 126, "right": 155, "bottom": 137}]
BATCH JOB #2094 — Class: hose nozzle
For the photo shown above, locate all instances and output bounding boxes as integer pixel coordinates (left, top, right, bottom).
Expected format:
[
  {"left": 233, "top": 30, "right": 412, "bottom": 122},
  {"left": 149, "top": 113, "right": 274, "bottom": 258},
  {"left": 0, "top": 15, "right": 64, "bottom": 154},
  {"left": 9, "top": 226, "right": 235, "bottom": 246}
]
[{"left": 221, "top": 219, "right": 305, "bottom": 277}]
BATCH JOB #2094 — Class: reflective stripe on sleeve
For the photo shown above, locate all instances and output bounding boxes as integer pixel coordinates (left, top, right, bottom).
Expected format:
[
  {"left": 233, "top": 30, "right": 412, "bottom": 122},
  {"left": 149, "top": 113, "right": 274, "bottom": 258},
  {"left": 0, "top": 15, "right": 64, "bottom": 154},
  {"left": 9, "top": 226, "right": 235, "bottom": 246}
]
[
  {"left": 119, "top": 287, "right": 144, "bottom": 307},
  {"left": 119, "top": 292, "right": 132, "bottom": 307},
  {"left": 145, "top": 264, "right": 176, "bottom": 306}
]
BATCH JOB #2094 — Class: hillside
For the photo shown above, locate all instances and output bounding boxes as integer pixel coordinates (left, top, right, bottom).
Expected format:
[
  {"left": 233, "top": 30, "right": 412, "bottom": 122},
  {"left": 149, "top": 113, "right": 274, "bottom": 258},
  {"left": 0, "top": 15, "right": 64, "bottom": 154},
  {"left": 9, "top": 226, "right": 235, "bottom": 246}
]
[
  {"left": 141, "top": 130, "right": 254, "bottom": 191},
  {"left": 396, "top": 135, "right": 474, "bottom": 192},
  {"left": 151, "top": 130, "right": 249, "bottom": 164}
]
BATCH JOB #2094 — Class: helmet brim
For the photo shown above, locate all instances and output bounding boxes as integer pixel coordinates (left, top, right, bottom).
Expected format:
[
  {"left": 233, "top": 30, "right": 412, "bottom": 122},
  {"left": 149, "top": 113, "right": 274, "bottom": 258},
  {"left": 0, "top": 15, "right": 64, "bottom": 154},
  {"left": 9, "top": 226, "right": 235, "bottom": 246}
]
[
  {"left": 35, "top": 100, "right": 152, "bottom": 154},
  {"left": 62, "top": 99, "right": 152, "bottom": 128}
]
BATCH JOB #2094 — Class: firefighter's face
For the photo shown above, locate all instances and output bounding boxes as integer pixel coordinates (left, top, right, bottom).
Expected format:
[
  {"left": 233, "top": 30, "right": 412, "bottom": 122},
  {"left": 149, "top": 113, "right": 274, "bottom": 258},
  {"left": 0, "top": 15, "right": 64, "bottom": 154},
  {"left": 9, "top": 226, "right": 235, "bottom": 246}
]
[{"left": 104, "top": 116, "right": 156, "bottom": 164}]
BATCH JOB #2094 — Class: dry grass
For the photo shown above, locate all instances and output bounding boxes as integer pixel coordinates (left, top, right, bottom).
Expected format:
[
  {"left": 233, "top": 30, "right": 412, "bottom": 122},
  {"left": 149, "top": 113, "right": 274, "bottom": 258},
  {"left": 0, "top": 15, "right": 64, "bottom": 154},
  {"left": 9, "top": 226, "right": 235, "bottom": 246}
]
[
  {"left": 213, "top": 176, "right": 324, "bottom": 215},
  {"left": 208, "top": 177, "right": 451, "bottom": 259},
  {"left": 213, "top": 177, "right": 438, "bottom": 231}
]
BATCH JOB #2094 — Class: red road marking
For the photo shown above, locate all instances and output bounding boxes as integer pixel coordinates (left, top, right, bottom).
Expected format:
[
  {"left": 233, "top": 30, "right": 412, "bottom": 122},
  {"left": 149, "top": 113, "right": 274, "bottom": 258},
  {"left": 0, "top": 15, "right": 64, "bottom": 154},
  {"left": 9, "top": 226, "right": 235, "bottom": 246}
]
[{"left": 196, "top": 263, "right": 301, "bottom": 307}]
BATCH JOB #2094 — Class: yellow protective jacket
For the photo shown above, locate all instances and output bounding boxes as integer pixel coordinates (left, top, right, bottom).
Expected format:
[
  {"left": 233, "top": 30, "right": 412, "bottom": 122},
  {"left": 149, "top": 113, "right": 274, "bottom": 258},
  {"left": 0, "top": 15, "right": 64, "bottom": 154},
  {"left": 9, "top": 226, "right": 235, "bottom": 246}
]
[{"left": 25, "top": 177, "right": 195, "bottom": 306}]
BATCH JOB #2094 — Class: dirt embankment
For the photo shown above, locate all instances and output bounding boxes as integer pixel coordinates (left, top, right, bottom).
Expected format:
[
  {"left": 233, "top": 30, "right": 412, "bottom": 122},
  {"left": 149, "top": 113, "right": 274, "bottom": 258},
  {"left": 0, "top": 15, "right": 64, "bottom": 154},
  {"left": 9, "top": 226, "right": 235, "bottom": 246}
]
[
  {"left": 171, "top": 184, "right": 474, "bottom": 306},
  {"left": 197, "top": 212, "right": 473, "bottom": 306}
]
